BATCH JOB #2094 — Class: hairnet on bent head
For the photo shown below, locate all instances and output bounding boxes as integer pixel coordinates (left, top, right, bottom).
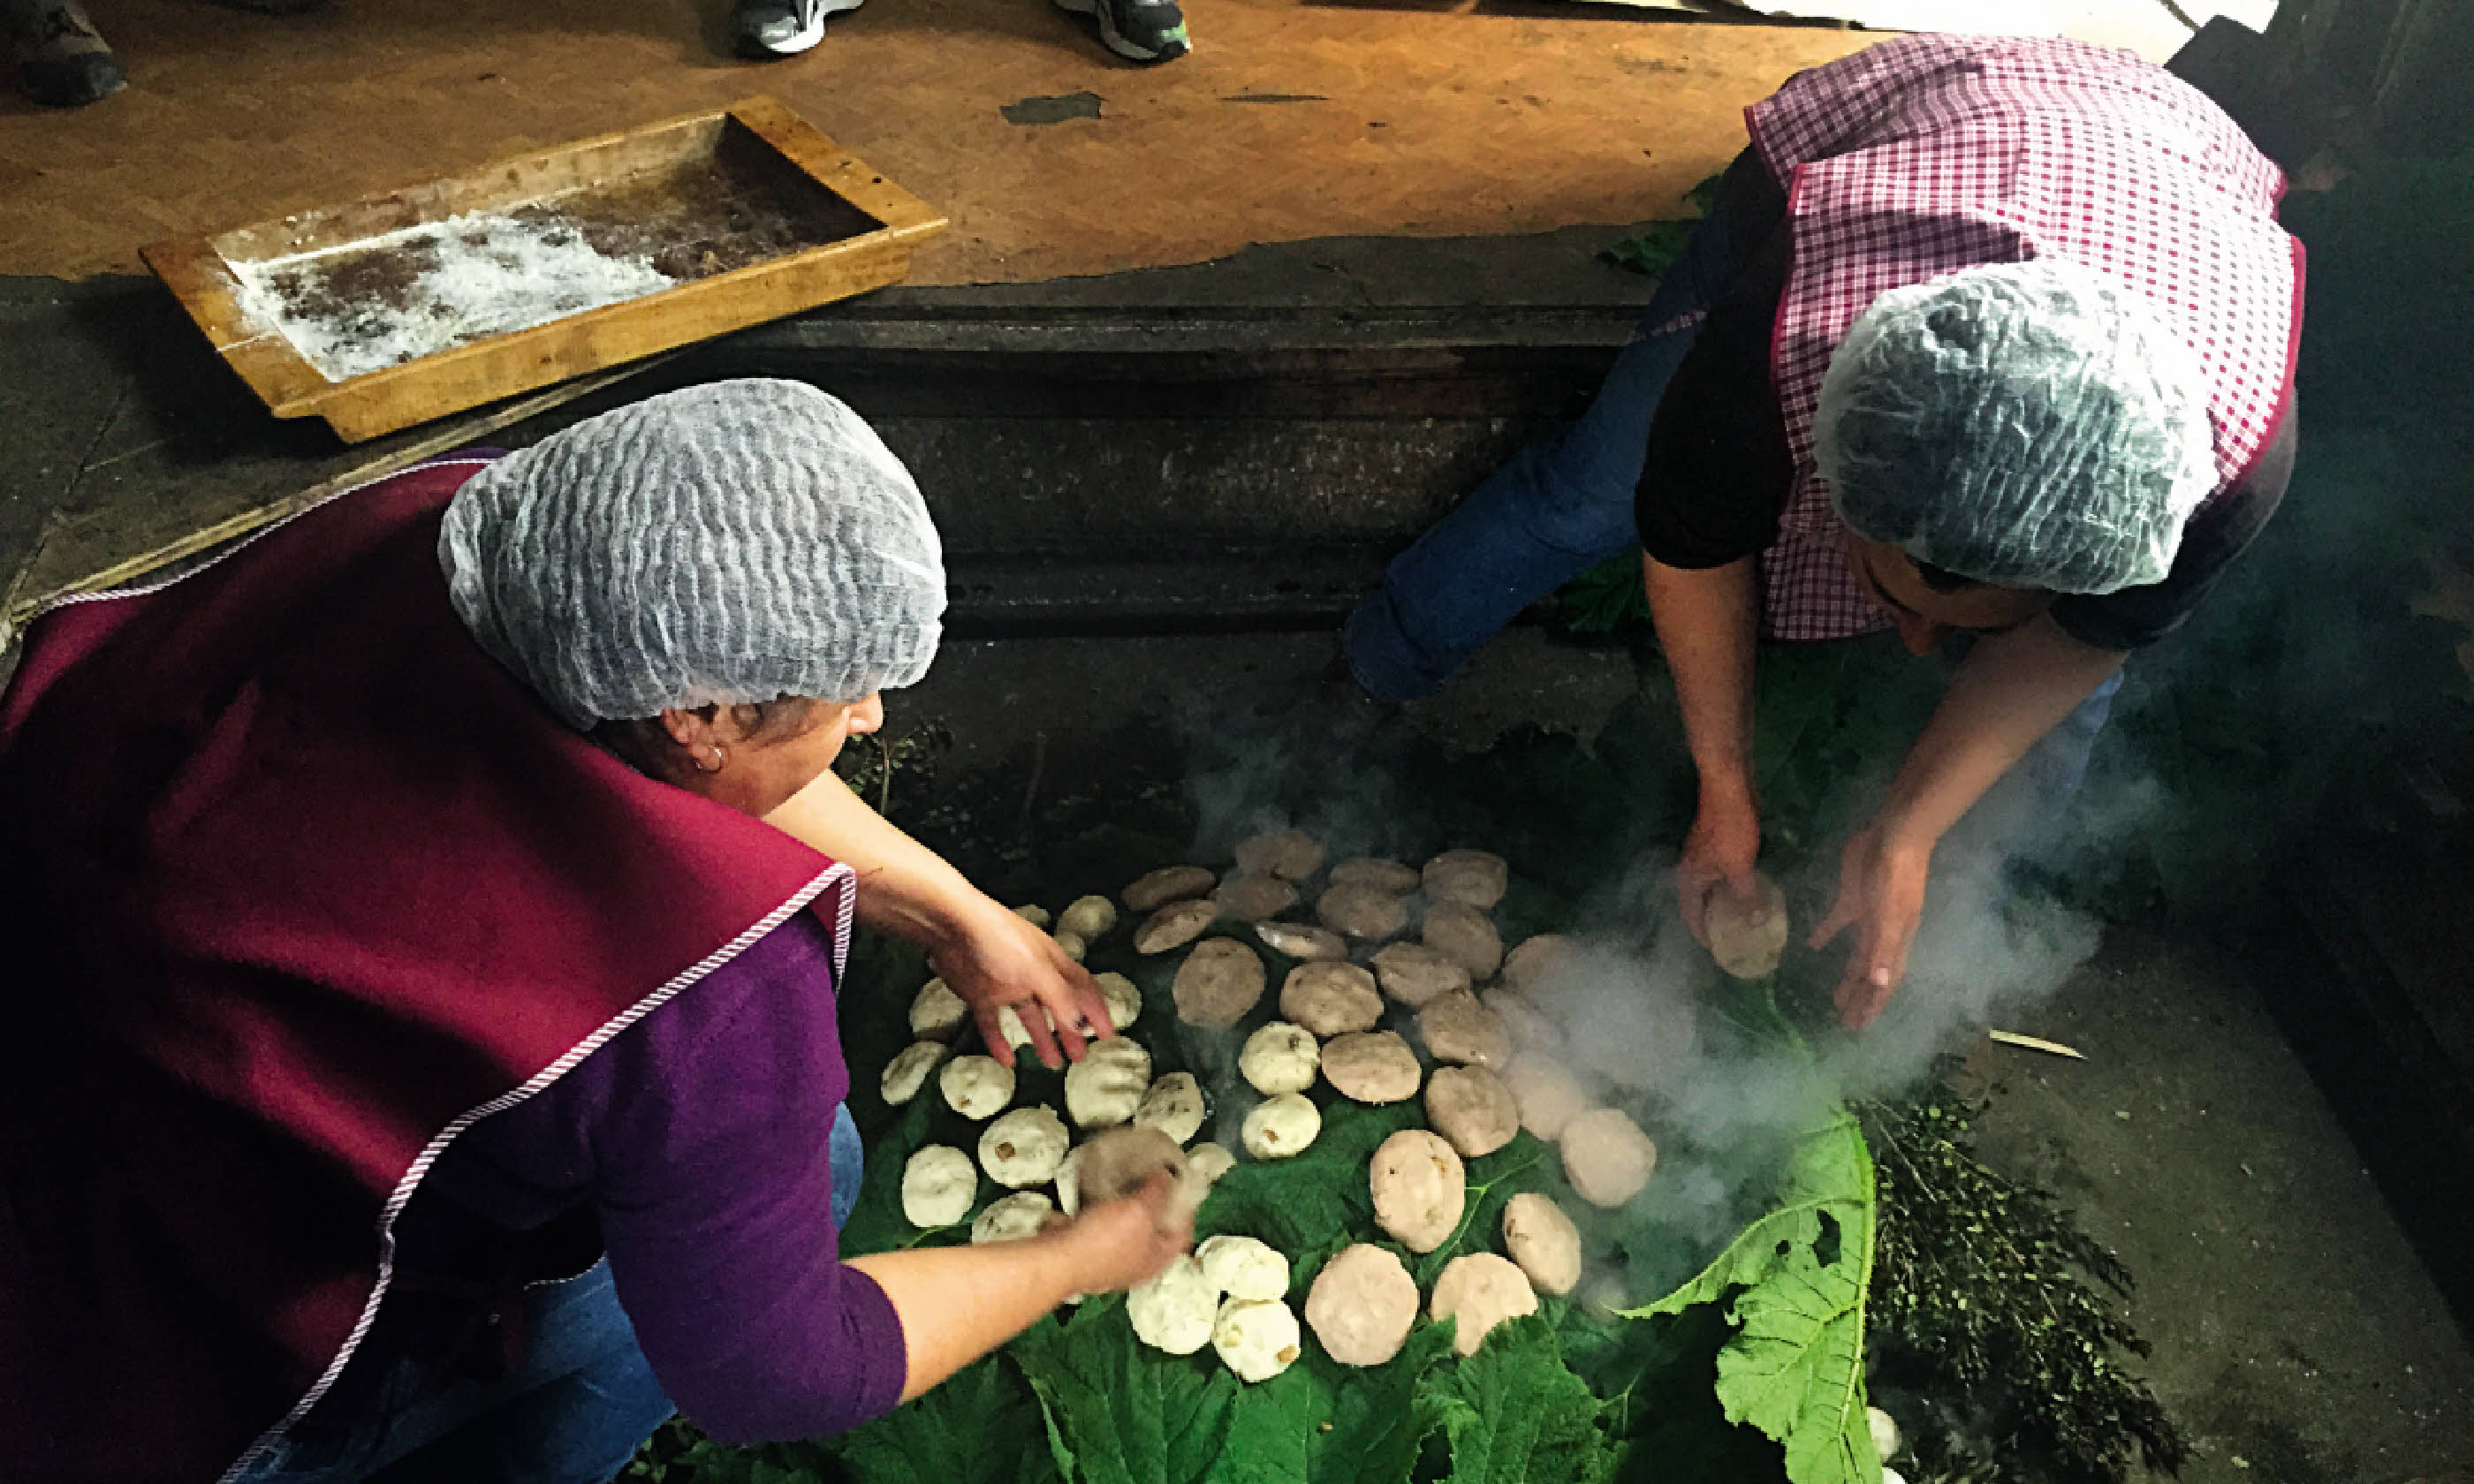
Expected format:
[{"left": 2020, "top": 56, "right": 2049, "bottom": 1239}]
[
  {"left": 437, "top": 379, "right": 945, "bottom": 731},
  {"left": 1813, "top": 259, "right": 2217, "bottom": 596}
]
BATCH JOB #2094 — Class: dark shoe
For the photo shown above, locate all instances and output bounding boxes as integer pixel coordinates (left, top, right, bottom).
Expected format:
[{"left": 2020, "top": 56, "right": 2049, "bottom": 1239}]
[
  {"left": 734, "top": 0, "right": 862, "bottom": 57},
  {"left": 1051, "top": 0, "right": 1188, "bottom": 64},
  {"left": 6, "top": 0, "right": 123, "bottom": 107}
]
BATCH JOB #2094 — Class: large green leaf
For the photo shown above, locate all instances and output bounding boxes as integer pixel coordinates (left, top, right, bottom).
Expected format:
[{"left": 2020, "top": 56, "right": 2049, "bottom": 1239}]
[
  {"left": 836, "top": 1355, "right": 1063, "bottom": 1484},
  {"left": 1620, "top": 1116, "right": 1879, "bottom": 1484},
  {"left": 1299, "top": 1322, "right": 1458, "bottom": 1484},
  {"left": 1419, "top": 1315, "right": 1619, "bottom": 1484},
  {"left": 1009, "top": 1297, "right": 1245, "bottom": 1484}
]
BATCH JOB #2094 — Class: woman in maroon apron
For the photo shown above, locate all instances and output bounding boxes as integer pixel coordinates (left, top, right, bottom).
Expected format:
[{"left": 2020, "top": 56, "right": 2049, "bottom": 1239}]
[
  {"left": 1344, "top": 36, "right": 2302, "bottom": 1030},
  {"left": 0, "top": 381, "right": 1186, "bottom": 1484}
]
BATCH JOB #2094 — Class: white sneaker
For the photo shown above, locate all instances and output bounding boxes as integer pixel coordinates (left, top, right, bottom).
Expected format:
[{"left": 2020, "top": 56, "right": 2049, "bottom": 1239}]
[{"left": 734, "top": 0, "right": 862, "bottom": 57}]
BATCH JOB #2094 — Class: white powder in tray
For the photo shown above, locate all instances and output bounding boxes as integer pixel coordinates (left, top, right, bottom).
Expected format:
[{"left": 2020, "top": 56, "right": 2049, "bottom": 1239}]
[{"left": 231, "top": 208, "right": 680, "bottom": 383}]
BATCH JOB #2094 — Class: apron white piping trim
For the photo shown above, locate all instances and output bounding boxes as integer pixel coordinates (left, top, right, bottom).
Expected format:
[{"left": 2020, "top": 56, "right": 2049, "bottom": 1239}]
[{"left": 215, "top": 861, "right": 858, "bottom": 1484}]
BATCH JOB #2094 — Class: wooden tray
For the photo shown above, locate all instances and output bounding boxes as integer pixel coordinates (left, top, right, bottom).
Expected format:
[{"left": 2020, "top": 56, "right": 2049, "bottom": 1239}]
[{"left": 141, "top": 97, "right": 946, "bottom": 443}]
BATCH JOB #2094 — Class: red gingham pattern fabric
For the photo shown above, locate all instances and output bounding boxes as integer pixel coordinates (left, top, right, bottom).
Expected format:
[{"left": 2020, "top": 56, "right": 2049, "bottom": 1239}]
[{"left": 1742, "top": 35, "right": 2304, "bottom": 641}]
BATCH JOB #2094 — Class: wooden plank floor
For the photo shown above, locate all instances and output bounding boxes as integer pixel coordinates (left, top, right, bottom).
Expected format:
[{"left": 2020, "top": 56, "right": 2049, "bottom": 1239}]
[{"left": 0, "top": 0, "right": 1870, "bottom": 284}]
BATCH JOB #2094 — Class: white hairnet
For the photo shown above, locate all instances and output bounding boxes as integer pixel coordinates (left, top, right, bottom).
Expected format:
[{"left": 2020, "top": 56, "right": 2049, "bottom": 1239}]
[
  {"left": 1813, "top": 259, "right": 2216, "bottom": 595},
  {"left": 438, "top": 378, "right": 945, "bottom": 730}
]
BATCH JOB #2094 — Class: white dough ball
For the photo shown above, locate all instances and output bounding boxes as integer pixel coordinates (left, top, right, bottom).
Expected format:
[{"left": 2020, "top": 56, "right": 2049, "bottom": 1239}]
[
  {"left": 1182, "top": 1141, "right": 1236, "bottom": 1192},
  {"left": 1370, "top": 1129, "right": 1465, "bottom": 1253},
  {"left": 939, "top": 1055, "right": 1015, "bottom": 1120},
  {"left": 994, "top": 1004, "right": 1035, "bottom": 1050},
  {"left": 1059, "top": 894, "right": 1119, "bottom": 941},
  {"left": 1053, "top": 1144, "right": 1085, "bottom": 1216},
  {"left": 979, "top": 1105, "right": 1071, "bottom": 1188},
  {"left": 881, "top": 1040, "right": 948, "bottom": 1105},
  {"left": 1013, "top": 904, "right": 1052, "bottom": 928},
  {"left": 1052, "top": 930, "right": 1088, "bottom": 963},
  {"left": 1868, "top": 1406, "right": 1903, "bottom": 1462},
  {"left": 910, "top": 977, "right": 968, "bottom": 1039},
  {"left": 1127, "top": 1254, "right": 1218, "bottom": 1355},
  {"left": 1196, "top": 1234, "right": 1292, "bottom": 1301},
  {"left": 1239, "top": 1022, "right": 1321, "bottom": 1095},
  {"left": 900, "top": 1145, "right": 976, "bottom": 1228},
  {"left": 1241, "top": 1092, "right": 1322, "bottom": 1160},
  {"left": 972, "top": 1190, "right": 1057, "bottom": 1244},
  {"left": 1065, "top": 1037, "right": 1153, "bottom": 1129},
  {"left": 1093, "top": 971, "right": 1142, "bottom": 1034},
  {"left": 1135, "top": 1071, "right": 1207, "bottom": 1145},
  {"left": 1211, "top": 1297, "right": 1303, "bottom": 1382}
]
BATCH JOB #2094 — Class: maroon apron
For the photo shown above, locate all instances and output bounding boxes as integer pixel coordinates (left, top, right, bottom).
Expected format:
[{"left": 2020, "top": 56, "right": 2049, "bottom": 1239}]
[
  {"left": 1743, "top": 35, "right": 2305, "bottom": 640},
  {"left": 0, "top": 460, "right": 854, "bottom": 1484}
]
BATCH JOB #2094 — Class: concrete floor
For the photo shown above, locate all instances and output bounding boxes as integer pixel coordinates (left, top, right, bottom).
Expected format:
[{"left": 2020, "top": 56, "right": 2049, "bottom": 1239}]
[{"left": 892, "top": 627, "right": 2474, "bottom": 1484}]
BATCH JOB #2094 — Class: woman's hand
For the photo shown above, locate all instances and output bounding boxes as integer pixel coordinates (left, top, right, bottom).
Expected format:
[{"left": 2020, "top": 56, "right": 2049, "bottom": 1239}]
[
  {"left": 1677, "top": 780, "right": 1764, "bottom": 949},
  {"left": 1059, "top": 1175, "right": 1193, "bottom": 1293},
  {"left": 1807, "top": 817, "right": 1933, "bottom": 1031},
  {"left": 930, "top": 903, "right": 1116, "bottom": 1071}
]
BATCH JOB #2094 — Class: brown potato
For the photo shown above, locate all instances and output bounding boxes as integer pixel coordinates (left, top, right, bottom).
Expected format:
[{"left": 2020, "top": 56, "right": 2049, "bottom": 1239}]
[
  {"left": 1317, "top": 882, "right": 1409, "bottom": 941},
  {"left": 1424, "top": 1064, "right": 1519, "bottom": 1160},
  {"left": 1371, "top": 942, "right": 1469, "bottom": 1008},
  {"left": 1370, "top": 1129, "right": 1466, "bottom": 1253},
  {"left": 1481, "top": 988, "right": 1561, "bottom": 1055},
  {"left": 1499, "top": 934, "right": 1575, "bottom": 997},
  {"left": 1304, "top": 1244, "right": 1420, "bottom": 1367},
  {"left": 1428, "top": 1253, "right": 1537, "bottom": 1355},
  {"left": 1123, "top": 866, "right": 1217, "bottom": 914},
  {"left": 1172, "top": 937, "right": 1267, "bottom": 1029},
  {"left": 1501, "top": 1052, "right": 1592, "bottom": 1141},
  {"left": 1279, "top": 960, "right": 1385, "bottom": 1037},
  {"left": 1560, "top": 1107, "right": 1658, "bottom": 1208},
  {"left": 1320, "top": 1031, "right": 1423, "bottom": 1104},
  {"left": 1075, "top": 1124, "right": 1188, "bottom": 1208},
  {"left": 1422, "top": 850, "right": 1508, "bottom": 911},
  {"left": 1417, "top": 988, "right": 1511, "bottom": 1070},
  {"left": 1135, "top": 898, "right": 1218, "bottom": 955},
  {"left": 1255, "top": 920, "right": 1349, "bottom": 963},
  {"left": 1328, "top": 857, "right": 1422, "bottom": 894},
  {"left": 1233, "top": 828, "right": 1324, "bottom": 882},
  {"left": 1500, "top": 1193, "right": 1582, "bottom": 1297},
  {"left": 1213, "top": 872, "right": 1300, "bottom": 922},
  {"left": 1421, "top": 902, "right": 1503, "bottom": 980}
]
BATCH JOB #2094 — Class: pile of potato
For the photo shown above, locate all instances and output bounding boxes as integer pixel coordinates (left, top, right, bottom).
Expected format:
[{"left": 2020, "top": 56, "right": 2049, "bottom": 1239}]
[{"left": 875, "top": 828, "right": 1670, "bottom": 1379}]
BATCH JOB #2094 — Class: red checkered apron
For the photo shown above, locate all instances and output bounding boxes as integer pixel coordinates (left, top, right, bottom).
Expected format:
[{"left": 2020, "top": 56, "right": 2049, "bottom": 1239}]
[{"left": 1744, "top": 35, "right": 2305, "bottom": 641}]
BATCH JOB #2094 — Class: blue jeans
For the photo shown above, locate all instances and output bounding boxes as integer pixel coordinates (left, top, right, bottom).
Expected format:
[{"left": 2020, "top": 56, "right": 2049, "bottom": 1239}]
[
  {"left": 231, "top": 1105, "right": 866, "bottom": 1484},
  {"left": 1344, "top": 205, "right": 1739, "bottom": 704}
]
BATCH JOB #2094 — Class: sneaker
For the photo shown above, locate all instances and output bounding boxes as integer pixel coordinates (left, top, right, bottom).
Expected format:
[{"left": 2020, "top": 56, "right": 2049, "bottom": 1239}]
[
  {"left": 1052, "top": 0, "right": 1188, "bottom": 64},
  {"left": 734, "top": 0, "right": 864, "bottom": 57},
  {"left": 4, "top": 0, "right": 124, "bottom": 108}
]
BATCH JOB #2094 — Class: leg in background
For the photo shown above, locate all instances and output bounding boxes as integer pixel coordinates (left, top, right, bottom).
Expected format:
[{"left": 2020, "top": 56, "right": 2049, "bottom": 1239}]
[{"left": 3, "top": 0, "right": 123, "bottom": 107}]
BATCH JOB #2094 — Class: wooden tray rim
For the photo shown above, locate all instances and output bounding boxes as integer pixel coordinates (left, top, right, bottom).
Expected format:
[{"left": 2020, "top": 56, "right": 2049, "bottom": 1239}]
[{"left": 140, "top": 96, "right": 946, "bottom": 420}]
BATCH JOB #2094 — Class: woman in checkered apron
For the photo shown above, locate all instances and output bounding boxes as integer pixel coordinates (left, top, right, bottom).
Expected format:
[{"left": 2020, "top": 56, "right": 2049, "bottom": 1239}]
[{"left": 1344, "top": 36, "right": 2302, "bottom": 1031}]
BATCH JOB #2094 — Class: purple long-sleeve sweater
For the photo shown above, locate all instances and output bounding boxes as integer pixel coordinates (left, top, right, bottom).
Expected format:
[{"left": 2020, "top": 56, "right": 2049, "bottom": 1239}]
[{"left": 413, "top": 910, "right": 908, "bottom": 1441}]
